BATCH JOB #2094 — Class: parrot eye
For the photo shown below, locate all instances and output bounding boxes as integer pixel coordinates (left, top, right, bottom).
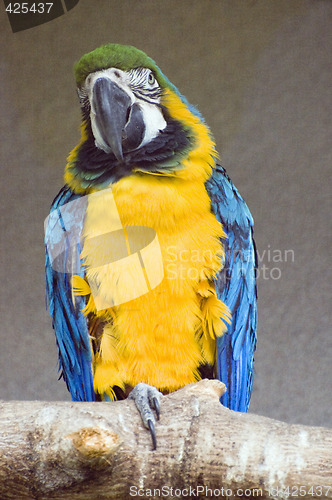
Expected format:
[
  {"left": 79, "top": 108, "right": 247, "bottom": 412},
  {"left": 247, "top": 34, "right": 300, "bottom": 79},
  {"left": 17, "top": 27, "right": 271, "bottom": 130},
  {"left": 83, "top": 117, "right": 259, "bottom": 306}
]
[
  {"left": 128, "top": 67, "right": 162, "bottom": 103},
  {"left": 147, "top": 71, "right": 156, "bottom": 86}
]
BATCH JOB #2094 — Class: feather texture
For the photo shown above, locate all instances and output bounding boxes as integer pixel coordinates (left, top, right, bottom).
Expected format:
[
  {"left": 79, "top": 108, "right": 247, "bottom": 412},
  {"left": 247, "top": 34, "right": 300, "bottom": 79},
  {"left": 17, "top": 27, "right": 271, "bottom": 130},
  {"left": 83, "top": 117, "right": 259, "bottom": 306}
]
[
  {"left": 45, "top": 187, "right": 95, "bottom": 401},
  {"left": 206, "top": 164, "right": 257, "bottom": 412}
]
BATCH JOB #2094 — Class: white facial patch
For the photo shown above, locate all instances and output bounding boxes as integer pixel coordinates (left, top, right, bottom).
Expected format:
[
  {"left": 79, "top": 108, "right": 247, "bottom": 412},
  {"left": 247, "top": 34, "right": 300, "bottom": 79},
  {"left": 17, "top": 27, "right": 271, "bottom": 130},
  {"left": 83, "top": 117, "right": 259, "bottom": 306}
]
[
  {"left": 138, "top": 101, "right": 167, "bottom": 146},
  {"left": 85, "top": 68, "right": 134, "bottom": 105},
  {"left": 84, "top": 67, "right": 167, "bottom": 153}
]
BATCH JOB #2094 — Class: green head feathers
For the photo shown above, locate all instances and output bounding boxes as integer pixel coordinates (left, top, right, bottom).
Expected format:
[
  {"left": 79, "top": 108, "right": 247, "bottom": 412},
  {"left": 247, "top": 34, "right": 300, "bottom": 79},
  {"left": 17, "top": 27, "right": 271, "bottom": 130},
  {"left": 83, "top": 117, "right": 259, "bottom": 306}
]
[
  {"left": 74, "top": 43, "right": 203, "bottom": 121},
  {"left": 74, "top": 44, "right": 172, "bottom": 91}
]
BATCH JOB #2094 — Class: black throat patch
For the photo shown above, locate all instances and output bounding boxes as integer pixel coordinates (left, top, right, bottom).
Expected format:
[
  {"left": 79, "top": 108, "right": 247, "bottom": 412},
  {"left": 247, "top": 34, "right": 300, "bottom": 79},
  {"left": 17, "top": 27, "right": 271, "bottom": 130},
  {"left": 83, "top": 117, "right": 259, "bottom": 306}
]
[{"left": 69, "top": 117, "right": 192, "bottom": 188}]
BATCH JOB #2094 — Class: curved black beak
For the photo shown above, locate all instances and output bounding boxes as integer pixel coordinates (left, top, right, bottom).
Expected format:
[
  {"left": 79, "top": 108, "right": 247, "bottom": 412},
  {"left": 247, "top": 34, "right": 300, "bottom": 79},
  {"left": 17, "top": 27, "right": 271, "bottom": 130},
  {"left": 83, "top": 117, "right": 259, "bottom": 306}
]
[{"left": 92, "top": 78, "right": 131, "bottom": 161}]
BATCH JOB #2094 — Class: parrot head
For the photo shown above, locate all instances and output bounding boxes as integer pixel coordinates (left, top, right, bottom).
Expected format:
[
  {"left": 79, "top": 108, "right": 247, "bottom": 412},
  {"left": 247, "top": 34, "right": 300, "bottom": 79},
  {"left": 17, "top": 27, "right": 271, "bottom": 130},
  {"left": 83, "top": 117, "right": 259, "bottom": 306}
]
[{"left": 65, "top": 44, "right": 216, "bottom": 191}]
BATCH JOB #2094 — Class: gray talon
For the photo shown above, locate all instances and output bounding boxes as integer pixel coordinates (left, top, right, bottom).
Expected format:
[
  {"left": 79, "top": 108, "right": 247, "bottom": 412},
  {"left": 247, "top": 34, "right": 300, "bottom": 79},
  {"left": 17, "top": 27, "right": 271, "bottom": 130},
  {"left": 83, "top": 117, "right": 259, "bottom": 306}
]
[
  {"left": 152, "top": 396, "right": 160, "bottom": 420},
  {"left": 129, "top": 383, "right": 163, "bottom": 449},
  {"left": 147, "top": 419, "right": 157, "bottom": 450}
]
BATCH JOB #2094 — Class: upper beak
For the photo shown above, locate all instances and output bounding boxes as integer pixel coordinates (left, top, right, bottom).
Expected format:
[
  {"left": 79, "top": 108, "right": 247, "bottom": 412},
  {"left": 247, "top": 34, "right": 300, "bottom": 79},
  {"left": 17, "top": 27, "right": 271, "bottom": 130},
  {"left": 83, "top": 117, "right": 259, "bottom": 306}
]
[{"left": 91, "top": 78, "right": 131, "bottom": 161}]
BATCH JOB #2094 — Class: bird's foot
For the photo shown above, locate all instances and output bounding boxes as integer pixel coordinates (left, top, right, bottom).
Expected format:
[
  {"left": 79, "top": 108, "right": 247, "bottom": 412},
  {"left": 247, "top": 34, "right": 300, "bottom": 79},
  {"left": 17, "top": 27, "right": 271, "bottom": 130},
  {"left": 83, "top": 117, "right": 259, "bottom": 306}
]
[{"left": 128, "top": 383, "right": 163, "bottom": 450}]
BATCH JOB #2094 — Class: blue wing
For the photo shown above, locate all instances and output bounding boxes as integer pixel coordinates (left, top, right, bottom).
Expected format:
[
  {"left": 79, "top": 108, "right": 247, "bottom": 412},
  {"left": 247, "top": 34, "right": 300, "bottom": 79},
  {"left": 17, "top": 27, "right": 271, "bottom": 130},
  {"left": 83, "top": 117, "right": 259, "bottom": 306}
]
[
  {"left": 45, "top": 186, "right": 95, "bottom": 401},
  {"left": 206, "top": 165, "right": 257, "bottom": 412}
]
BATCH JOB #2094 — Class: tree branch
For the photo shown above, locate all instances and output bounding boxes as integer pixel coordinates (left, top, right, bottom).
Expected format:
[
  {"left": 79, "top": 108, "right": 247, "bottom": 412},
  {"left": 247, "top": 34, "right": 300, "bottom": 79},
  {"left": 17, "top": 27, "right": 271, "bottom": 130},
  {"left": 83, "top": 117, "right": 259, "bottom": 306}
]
[{"left": 0, "top": 380, "right": 331, "bottom": 499}]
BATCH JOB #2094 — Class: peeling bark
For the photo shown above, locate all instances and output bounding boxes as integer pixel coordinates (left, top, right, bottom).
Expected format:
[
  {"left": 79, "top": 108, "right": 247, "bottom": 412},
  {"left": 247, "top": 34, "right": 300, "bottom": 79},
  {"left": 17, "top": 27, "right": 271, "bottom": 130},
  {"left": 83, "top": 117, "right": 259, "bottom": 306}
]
[{"left": 0, "top": 380, "right": 331, "bottom": 499}]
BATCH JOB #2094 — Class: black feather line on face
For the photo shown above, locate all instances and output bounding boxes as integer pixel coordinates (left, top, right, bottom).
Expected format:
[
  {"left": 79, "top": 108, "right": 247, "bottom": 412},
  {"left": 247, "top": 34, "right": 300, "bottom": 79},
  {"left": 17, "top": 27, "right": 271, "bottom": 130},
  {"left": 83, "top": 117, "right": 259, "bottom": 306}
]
[{"left": 71, "top": 117, "right": 192, "bottom": 187}]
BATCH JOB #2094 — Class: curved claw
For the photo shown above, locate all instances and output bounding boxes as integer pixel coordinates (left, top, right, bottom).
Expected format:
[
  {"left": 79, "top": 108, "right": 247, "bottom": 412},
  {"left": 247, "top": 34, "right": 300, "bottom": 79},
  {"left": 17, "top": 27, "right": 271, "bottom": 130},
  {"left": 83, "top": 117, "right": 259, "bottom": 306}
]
[
  {"left": 129, "top": 383, "right": 163, "bottom": 450},
  {"left": 152, "top": 396, "right": 160, "bottom": 420},
  {"left": 147, "top": 419, "right": 157, "bottom": 450}
]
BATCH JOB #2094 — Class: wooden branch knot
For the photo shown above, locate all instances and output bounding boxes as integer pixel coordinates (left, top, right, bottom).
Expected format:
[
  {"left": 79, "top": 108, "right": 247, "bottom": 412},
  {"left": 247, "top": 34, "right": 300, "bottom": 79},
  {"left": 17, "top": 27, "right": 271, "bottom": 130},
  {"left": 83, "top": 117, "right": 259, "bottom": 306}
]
[
  {"left": 184, "top": 378, "right": 227, "bottom": 400},
  {"left": 68, "top": 427, "right": 120, "bottom": 459}
]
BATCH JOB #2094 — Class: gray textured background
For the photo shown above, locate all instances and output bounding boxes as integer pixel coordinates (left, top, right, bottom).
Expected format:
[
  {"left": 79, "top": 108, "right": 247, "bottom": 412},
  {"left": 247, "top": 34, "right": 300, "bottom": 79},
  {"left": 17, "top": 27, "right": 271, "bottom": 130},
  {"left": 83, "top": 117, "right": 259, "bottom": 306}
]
[{"left": 1, "top": 1, "right": 331, "bottom": 428}]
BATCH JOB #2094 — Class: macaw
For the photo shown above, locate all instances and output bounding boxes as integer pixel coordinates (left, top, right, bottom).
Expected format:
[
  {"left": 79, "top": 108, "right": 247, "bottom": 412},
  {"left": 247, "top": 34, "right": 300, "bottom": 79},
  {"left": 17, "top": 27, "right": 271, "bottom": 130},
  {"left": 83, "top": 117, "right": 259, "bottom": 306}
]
[{"left": 45, "top": 44, "right": 257, "bottom": 449}]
